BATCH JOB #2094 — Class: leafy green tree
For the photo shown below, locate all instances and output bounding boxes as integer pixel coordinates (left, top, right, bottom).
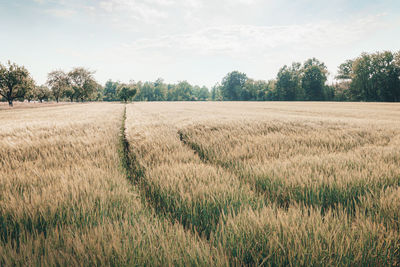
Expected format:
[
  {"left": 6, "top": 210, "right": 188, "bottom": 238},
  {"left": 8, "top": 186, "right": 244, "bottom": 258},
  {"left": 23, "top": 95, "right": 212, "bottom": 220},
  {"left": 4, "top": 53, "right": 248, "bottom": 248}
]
[
  {"left": 175, "top": 81, "right": 193, "bottom": 101},
  {"left": 118, "top": 83, "right": 137, "bottom": 102},
  {"left": 93, "top": 82, "right": 104, "bottom": 101},
  {"left": 25, "top": 85, "right": 38, "bottom": 102},
  {"left": 191, "top": 85, "right": 209, "bottom": 101},
  {"left": 332, "top": 81, "right": 351, "bottom": 101},
  {"left": 0, "top": 61, "right": 34, "bottom": 106},
  {"left": 198, "top": 86, "right": 210, "bottom": 101},
  {"left": 153, "top": 78, "right": 167, "bottom": 101},
  {"left": 64, "top": 87, "right": 75, "bottom": 102},
  {"left": 68, "top": 67, "right": 97, "bottom": 102},
  {"left": 265, "top": 80, "right": 277, "bottom": 100},
  {"left": 341, "top": 51, "right": 400, "bottom": 102},
  {"left": 103, "top": 80, "right": 119, "bottom": 101},
  {"left": 370, "top": 51, "right": 400, "bottom": 102},
  {"left": 221, "top": 71, "right": 248, "bottom": 100},
  {"left": 241, "top": 79, "right": 257, "bottom": 100},
  {"left": 336, "top": 60, "right": 354, "bottom": 80},
  {"left": 253, "top": 80, "right": 272, "bottom": 100},
  {"left": 166, "top": 84, "right": 176, "bottom": 101},
  {"left": 350, "top": 53, "right": 372, "bottom": 101},
  {"left": 211, "top": 83, "right": 222, "bottom": 101},
  {"left": 334, "top": 59, "right": 354, "bottom": 101},
  {"left": 301, "top": 58, "right": 328, "bottom": 101},
  {"left": 140, "top": 82, "right": 155, "bottom": 101},
  {"left": 36, "top": 85, "right": 52, "bottom": 102},
  {"left": 47, "top": 70, "right": 70, "bottom": 103},
  {"left": 275, "top": 63, "right": 302, "bottom": 101}
]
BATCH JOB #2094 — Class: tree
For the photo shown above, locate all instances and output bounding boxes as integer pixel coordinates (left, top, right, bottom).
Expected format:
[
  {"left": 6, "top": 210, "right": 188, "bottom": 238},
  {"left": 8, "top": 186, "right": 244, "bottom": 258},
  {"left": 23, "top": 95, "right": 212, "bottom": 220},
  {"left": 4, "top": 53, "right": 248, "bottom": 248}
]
[
  {"left": 241, "top": 79, "right": 257, "bottom": 100},
  {"left": 301, "top": 58, "right": 328, "bottom": 101},
  {"left": 153, "top": 78, "right": 167, "bottom": 101},
  {"left": 332, "top": 81, "right": 351, "bottom": 101},
  {"left": 140, "top": 82, "right": 155, "bottom": 101},
  {"left": 94, "top": 83, "right": 104, "bottom": 101},
  {"left": 211, "top": 83, "right": 222, "bottom": 101},
  {"left": 0, "top": 61, "right": 34, "bottom": 106},
  {"left": 103, "top": 80, "right": 119, "bottom": 101},
  {"left": 369, "top": 51, "right": 400, "bottom": 102},
  {"left": 175, "top": 81, "right": 193, "bottom": 101},
  {"left": 197, "top": 86, "right": 210, "bottom": 101},
  {"left": 220, "top": 71, "right": 248, "bottom": 100},
  {"left": 118, "top": 83, "right": 137, "bottom": 102},
  {"left": 349, "top": 53, "right": 372, "bottom": 101},
  {"left": 348, "top": 51, "right": 400, "bottom": 102},
  {"left": 253, "top": 80, "right": 271, "bottom": 101},
  {"left": 47, "top": 70, "right": 69, "bottom": 103},
  {"left": 265, "top": 80, "right": 277, "bottom": 100},
  {"left": 37, "top": 85, "right": 51, "bottom": 102},
  {"left": 25, "top": 85, "right": 38, "bottom": 102},
  {"left": 68, "top": 67, "right": 97, "bottom": 102},
  {"left": 336, "top": 60, "right": 354, "bottom": 80},
  {"left": 275, "top": 63, "right": 302, "bottom": 101}
]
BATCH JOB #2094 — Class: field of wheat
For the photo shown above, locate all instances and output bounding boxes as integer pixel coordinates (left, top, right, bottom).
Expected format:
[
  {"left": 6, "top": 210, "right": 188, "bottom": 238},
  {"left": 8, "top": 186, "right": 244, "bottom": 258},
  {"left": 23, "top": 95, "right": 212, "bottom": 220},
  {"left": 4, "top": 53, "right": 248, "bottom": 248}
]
[{"left": 1, "top": 101, "right": 399, "bottom": 266}]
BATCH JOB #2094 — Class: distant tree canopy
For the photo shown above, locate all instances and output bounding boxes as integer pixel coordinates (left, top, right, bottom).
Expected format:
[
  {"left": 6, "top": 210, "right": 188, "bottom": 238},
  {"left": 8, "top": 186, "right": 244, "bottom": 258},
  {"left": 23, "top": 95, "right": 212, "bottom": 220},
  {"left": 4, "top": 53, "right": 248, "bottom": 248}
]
[
  {"left": 349, "top": 51, "right": 400, "bottom": 102},
  {"left": 2, "top": 50, "right": 400, "bottom": 106},
  {"left": 132, "top": 79, "right": 210, "bottom": 101},
  {"left": 103, "top": 80, "right": 119, "bottom": 101},
  {"left": 220, "top": 71, "right": 248, "bottom": 100}
]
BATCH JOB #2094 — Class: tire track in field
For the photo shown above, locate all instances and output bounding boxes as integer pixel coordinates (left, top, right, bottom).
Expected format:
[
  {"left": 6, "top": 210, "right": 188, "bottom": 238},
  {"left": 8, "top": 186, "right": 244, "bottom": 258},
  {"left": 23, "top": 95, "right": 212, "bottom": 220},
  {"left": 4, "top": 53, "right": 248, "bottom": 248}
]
[
  {"left": 119, "top": 106, "right": 221, "bottom": 237},
  {"left": 119, "top": 106, "right": 265, "bottom": 265},
  {"left": 177, "top": 129, "right": 400, "bottom": 215}
]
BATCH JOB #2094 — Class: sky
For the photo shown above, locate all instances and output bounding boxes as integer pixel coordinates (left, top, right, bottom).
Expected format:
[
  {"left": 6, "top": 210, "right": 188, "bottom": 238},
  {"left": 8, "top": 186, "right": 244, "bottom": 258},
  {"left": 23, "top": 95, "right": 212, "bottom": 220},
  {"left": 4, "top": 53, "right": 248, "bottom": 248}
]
[{"left": 0, "top": 0, "right": 399, "bottom": 87}]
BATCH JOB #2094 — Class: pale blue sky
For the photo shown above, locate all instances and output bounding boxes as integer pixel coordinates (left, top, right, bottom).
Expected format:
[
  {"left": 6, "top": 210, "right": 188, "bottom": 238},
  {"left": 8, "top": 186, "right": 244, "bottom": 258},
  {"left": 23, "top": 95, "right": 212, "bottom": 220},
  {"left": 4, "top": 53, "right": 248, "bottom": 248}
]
[{"left": 1, "top": 0, "right": 399, "bottom": 87}]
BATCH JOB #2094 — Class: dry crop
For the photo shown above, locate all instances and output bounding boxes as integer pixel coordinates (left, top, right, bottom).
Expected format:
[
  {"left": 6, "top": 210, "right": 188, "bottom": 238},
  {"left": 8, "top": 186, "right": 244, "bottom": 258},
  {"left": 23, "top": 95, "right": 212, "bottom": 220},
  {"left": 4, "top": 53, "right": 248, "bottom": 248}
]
[
  {"left": 1, "top": 101, "right": 399, "bottom": 266},
  {"left": 0, "top": 103, "right": 227, "bottom": 266},
  {"left": 125, "top": 102, "right": 400, "bottom": 266}
]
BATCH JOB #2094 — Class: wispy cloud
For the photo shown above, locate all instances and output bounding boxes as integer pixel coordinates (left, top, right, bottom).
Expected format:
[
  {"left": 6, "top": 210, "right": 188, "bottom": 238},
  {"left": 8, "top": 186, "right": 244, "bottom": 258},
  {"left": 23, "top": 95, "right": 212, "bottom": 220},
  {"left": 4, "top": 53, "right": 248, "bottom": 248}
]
[
  {"left": 98, "top": 0, "right": 169, "bottom": 22},
  {"left": 44, "top": 7, "right": 76, "bottom": 18},
  {"left": 120, "top": 14, "right": 386, "bottom": 57},
  {"left": 20, "top": 0, "right": 400, "bottom": 86}
]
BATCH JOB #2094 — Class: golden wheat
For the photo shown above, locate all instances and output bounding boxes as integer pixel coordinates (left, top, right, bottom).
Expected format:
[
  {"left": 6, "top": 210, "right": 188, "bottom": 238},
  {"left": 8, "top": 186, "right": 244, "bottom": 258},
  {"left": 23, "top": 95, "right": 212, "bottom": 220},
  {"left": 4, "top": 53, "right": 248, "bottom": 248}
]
[
  {"left": 125, "top": 101, "right": 400, "bottom": 265},
  {"left": 1, "top": 101, "right": 399, "bottom": 266},
  {"left": 0, "top": 103, "right": 228, "bottom": 266}
]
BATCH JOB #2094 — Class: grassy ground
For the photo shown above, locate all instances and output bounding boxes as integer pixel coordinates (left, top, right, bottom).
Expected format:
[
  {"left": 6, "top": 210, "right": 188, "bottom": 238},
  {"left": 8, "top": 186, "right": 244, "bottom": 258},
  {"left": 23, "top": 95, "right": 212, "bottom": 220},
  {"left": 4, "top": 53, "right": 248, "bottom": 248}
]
[{"left": 1, "top": 101, "right": 399, "bottom": 266}]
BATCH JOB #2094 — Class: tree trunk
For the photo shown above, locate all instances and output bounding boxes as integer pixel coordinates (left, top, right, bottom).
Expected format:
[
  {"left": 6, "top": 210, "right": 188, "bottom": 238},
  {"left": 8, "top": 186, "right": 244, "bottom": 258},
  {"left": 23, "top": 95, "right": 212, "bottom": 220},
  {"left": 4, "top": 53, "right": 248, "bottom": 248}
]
[
  {"left": 8, "top": 100, "right": 13, "bottom": 107},
  {"left": 56, "top": 98, "right": 59, "bottom": 103}
]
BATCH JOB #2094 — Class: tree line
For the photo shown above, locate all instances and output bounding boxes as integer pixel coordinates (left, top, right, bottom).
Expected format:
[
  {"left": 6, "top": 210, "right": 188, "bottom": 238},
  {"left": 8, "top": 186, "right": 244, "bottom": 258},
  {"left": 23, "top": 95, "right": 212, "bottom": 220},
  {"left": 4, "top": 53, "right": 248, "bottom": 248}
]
[{"left": 1, "top": 50, "right": 399, "bottom": 106}]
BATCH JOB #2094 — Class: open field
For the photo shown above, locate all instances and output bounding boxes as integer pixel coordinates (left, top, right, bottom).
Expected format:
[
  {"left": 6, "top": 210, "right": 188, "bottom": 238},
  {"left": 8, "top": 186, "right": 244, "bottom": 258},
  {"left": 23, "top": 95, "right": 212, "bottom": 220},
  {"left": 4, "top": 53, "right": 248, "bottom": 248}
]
[
  {"left": 1, "top": 102, "right": 400, "bottom": 266},
  {"left": 0, "top": 102, "right": 72, "bottom": 110}
]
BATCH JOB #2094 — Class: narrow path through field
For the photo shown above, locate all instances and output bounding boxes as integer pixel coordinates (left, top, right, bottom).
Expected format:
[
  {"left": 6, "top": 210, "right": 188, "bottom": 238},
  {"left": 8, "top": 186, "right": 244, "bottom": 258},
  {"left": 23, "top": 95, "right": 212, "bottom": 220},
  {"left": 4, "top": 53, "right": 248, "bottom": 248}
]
[{"left": 118, "top": 106, "right": 222, "bottom": 243}]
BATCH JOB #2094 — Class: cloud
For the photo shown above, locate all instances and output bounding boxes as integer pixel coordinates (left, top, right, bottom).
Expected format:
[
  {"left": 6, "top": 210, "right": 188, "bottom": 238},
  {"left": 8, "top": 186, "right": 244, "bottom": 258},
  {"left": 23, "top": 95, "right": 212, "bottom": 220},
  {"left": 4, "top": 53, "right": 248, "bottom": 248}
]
[
  {"left": 44, "top": 8, "right": 77, "bottom": 18},
  {"left": 98, "top": 0, "right": 170, "bottom": 23},
  {"left": 119, "top": 14, "right": 386, "bottom": 58}
]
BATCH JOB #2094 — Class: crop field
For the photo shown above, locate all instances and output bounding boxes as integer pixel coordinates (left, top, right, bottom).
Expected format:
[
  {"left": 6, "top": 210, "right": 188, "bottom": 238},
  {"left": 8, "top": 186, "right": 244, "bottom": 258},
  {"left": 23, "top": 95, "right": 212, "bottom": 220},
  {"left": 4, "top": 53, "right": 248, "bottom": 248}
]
[{"left": 1, "top": 102, "right": 400, "bottom": 266}]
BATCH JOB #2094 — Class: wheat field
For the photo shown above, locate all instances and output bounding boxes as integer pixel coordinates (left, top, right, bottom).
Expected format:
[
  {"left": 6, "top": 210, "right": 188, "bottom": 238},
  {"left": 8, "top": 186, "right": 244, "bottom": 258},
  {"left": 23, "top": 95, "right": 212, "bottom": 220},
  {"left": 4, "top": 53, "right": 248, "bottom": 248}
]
[{"left": 1, "top": 102, "right": 399, "bottom": 266}]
